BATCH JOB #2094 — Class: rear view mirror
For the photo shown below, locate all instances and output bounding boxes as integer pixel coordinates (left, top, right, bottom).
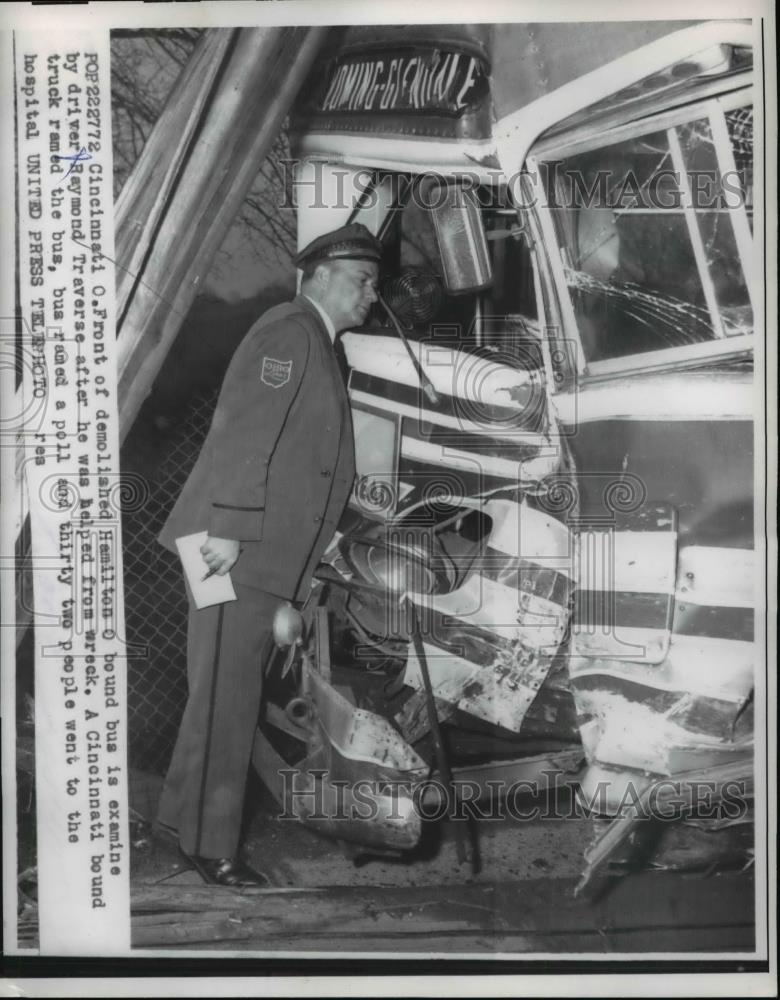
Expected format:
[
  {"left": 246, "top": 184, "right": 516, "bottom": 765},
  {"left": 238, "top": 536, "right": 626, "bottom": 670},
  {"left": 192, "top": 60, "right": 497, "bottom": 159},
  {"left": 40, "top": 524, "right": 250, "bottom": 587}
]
[{"left": 426, "top": 181, "right": 493, "bottom": 294}]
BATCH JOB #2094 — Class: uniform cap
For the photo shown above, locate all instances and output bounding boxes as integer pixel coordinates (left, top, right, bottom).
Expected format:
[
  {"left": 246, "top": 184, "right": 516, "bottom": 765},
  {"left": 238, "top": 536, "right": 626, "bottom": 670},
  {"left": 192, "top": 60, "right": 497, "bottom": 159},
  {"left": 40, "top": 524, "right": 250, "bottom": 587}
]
[{"left": 295, "top": 223, "right": 383, "bottom": 268}]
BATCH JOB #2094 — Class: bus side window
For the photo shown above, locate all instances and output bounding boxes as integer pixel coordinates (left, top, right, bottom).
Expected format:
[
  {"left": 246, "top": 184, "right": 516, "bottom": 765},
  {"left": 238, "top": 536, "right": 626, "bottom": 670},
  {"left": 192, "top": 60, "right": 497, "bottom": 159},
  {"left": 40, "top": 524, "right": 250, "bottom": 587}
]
[{"left": 380, "top": 190, "right": 482, "bottom": 347}]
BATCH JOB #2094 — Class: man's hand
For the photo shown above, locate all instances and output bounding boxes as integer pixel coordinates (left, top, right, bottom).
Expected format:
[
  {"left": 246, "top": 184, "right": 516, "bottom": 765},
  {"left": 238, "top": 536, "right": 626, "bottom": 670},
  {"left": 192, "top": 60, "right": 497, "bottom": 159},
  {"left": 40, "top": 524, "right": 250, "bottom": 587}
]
[{"left": 200, "top": 536, "right": 240, "bottom": 576}]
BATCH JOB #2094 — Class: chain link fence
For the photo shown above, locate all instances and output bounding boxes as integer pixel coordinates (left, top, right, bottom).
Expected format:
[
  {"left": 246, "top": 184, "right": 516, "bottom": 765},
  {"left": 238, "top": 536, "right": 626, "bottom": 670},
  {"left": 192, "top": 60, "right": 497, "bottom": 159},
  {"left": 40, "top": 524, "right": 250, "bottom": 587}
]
[
  {"left": 122, "top": 388, "right": 219, "bottom": 775},
  {"left": 119, "top": 290, "right": 291, "bottom": 776}
]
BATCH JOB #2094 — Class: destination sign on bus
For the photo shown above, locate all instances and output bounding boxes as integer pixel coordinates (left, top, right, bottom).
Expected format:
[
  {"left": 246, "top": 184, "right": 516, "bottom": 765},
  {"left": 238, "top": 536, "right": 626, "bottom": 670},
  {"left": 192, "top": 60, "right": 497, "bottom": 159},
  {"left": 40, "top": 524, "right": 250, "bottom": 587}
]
[{"left": 315, "top": 50, "right": 487, "bottom": 116}]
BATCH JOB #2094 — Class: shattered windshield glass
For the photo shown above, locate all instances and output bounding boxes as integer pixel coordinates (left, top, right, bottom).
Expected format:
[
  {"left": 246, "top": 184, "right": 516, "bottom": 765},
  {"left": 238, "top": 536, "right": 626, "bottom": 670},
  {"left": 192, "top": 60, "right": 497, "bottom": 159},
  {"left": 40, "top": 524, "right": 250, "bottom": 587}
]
[
  {"left": 725, "top": 106, "right": 754, "bottom": 232},
  {"left": 546, "top": 102, "right": 753, "bottom": 364}
]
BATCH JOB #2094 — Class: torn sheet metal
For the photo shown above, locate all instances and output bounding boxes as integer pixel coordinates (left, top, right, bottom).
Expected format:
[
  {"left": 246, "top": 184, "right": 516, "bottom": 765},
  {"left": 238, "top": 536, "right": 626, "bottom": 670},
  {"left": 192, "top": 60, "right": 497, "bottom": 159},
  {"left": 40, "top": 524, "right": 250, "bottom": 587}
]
[
  {"left": 573, "top": 689, "right": 748, "bottom": 777},
  {"left": 565, "top": 500, "right": 753, "bottom": 804},
  {"left": 252, "top": 726, "right": 423, "bottom": 851},
  {"left": 400, "top": 639, "right": 555, "bottom": 735},
  {"left": 306, "top": 665, "right": 427, "bottom": 776},
  {"left": 575, "top": 758, "right": 753, "bottom": 894},
  {"left": 399, "top": 498, "right": 575, "bottom": 734}
]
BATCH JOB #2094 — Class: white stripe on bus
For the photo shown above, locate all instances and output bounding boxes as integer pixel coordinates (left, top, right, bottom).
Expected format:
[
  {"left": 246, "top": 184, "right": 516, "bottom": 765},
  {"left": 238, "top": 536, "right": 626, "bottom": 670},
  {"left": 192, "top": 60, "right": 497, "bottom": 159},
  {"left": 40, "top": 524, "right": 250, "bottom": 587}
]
[
  {"left": 349, "top": 388, "right": 549, "bottom": 447},
  {"left": 675, "top": 546, "right": 754, "bottom": 609},
  {"left": 410, "top": 572, "right": 568, "bottom": 652},
  {"left": 484, "top": 498, "right": 574, "bottom": 570},
  {"left": 575, "top": 530, "right": 677, "bottom": 596},
  {"left": 569, "top": 631, "right": 754, "bottom": 704},
  {"left": 399, "top": 433, "right": 559, "bottom": 483},
  {"left": 345, "top": 333, "right": 540, "bottom": 407},
  {"left": 552, "top": 376, "right": 754, "bottom": 425}
]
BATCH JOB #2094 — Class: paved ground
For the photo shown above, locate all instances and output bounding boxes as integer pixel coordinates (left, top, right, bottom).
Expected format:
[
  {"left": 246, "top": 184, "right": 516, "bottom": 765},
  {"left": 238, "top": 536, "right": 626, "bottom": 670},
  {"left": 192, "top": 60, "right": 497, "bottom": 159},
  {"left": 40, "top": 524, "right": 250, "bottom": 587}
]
[
  {"left": 124, "top": 768, "right": 757, "bottom": 954},
  {"left": 130, "top": 768, "right": 590, "bottom": 890}
]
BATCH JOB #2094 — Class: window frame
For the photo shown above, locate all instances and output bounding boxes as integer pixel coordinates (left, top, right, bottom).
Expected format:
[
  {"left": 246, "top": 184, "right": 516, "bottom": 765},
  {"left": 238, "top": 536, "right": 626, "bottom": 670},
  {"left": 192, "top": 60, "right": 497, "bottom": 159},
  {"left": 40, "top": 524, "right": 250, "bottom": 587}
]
[
  {"left": 476, "top": 205, "right": 541, "bottom": 351},
  {"left": 527, "top": 79, "right": 754, "bottom": 382}
]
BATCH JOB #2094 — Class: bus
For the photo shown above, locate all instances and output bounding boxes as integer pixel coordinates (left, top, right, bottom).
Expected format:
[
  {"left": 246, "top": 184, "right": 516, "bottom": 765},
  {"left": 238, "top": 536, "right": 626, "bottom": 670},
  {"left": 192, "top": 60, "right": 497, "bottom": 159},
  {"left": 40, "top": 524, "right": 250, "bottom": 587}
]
[{"left": 257, "top": 20, "right": 756, "bottom": 878}]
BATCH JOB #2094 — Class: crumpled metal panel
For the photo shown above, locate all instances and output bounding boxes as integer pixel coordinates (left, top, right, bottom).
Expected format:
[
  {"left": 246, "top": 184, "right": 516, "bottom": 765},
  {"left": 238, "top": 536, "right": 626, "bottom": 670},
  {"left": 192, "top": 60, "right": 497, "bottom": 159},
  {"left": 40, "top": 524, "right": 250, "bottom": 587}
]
[
  {"left": 399, "top": 498, "right": 575, "bottom": 733},
  {"left": 306, "top": 665, "right": 427, "bottom": 774},
  {"left": 252, "top": 726, "right": 423, "bottom": 851},
  {"left": 401, "top": 638, "right": 555, "bottom": 735},
  {"left": 568, "top": 502, "right": 752, "bottom": 780}
]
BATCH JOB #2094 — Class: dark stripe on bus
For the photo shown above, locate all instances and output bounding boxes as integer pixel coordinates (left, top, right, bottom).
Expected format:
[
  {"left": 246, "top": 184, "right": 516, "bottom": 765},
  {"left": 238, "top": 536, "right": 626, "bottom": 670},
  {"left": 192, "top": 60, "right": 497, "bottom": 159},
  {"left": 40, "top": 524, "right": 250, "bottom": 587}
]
[
  {"left": 349, "top": 369, "right": 545, "bottom": 430},
  {"left": 573, "top": 590, "right": 672, "bottom": 632},
  {"left": 401, "top": 415, "right": 548, "bottom": 461},
  {"left": 672, "top": 602, "right": 755, "bottom": 642}
]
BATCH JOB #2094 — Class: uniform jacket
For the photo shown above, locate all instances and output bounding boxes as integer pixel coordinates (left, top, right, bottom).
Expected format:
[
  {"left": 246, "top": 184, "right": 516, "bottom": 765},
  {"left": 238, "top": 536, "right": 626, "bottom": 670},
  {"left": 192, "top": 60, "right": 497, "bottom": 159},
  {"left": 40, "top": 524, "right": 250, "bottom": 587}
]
[{"left": 159, "top": 295, "right": 355, "bottom": 603}]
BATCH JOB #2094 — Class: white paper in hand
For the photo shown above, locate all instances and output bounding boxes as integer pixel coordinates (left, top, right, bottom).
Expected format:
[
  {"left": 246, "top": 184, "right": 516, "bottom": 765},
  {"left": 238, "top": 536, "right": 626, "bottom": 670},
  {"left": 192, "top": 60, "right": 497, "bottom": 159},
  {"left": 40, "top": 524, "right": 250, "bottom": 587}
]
[{"left": 175, "top": 531, "right": 238, "bottom": 609}]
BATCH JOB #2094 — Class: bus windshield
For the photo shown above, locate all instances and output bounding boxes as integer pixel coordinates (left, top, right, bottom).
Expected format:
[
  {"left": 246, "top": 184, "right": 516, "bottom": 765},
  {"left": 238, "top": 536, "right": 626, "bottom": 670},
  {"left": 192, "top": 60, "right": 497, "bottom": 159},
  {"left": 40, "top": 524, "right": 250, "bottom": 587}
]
[{"left": 542, "top": 98, "right": 754, "bottom": 365}]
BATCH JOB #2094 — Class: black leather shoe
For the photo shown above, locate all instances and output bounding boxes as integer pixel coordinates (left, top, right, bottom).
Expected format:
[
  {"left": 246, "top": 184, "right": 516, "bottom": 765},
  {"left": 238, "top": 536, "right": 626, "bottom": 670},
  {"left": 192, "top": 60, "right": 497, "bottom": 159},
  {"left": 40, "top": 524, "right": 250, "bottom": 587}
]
[{"left": 179, "top": 849, "right": 270, "bottom": 887}]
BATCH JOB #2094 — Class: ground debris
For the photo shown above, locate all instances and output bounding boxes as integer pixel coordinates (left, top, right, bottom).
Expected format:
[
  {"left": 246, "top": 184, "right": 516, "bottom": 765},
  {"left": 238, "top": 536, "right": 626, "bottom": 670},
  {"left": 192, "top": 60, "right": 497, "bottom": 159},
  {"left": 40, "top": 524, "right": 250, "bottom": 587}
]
[{"left": 129, "top": 872, "right": 755, "bottom": 951}]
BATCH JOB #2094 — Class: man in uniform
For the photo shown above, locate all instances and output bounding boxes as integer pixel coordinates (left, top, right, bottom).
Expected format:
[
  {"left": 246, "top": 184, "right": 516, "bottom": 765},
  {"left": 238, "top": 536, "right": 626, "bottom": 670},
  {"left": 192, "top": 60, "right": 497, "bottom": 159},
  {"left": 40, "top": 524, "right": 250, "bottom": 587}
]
[{"left": 157, "top": 223, "right": 382, "bottom": 886}]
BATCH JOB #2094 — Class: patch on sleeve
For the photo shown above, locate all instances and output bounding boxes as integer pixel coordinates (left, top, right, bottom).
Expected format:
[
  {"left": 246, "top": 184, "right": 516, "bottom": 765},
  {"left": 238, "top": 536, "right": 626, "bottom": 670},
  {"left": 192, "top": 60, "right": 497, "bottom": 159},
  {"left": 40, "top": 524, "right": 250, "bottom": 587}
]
[{"left": 261, "top": 356, "right": 293, "bottom": 388}]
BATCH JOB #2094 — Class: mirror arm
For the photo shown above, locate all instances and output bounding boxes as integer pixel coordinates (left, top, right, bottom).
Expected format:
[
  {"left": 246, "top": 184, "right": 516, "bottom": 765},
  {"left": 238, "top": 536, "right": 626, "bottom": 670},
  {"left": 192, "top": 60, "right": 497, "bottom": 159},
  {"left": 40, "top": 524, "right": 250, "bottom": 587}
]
[{"left": 377, "top": 290, "right": 440, "bottom": 406}]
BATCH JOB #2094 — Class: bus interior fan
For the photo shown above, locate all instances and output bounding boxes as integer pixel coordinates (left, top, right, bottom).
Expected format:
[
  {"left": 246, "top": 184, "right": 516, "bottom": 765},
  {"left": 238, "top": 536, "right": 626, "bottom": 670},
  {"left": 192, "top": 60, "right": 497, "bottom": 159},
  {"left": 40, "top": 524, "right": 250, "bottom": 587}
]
[{"left": 381, "top": 267, "right": 444, "bottom": 327}]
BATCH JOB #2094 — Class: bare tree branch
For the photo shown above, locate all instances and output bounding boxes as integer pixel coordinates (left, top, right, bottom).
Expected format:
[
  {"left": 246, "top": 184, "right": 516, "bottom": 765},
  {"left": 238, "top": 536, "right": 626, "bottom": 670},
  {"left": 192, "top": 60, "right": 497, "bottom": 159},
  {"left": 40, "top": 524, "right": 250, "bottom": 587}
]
[{"left": 111, "top": 30, "right": 297, "bottom": 268}]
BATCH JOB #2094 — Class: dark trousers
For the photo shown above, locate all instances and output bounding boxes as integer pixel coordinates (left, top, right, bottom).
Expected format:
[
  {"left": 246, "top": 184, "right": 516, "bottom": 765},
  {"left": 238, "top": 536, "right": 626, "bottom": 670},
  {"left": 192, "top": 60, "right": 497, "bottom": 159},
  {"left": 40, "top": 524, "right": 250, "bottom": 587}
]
[{"left": 158, "top": 583, "right": 279, "bottom": 858}]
